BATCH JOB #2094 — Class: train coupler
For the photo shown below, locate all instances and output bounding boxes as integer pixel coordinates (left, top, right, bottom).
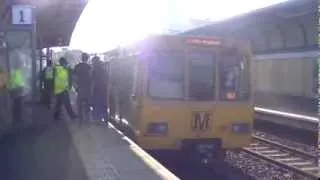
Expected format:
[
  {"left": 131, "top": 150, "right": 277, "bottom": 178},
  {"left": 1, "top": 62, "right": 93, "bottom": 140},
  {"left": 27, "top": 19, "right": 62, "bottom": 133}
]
[{"left": 181, "top": 139, "right": 224, "bottom": 166}]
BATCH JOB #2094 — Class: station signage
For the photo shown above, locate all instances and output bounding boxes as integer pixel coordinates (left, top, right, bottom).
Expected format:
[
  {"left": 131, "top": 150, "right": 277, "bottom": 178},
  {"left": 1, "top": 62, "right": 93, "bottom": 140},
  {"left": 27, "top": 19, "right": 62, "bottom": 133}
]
[
  {"left": 185, "top": 38, "right": 221, "bottom": 46},
  {"left": 12, "top": 5, "right": 33, "bottom": 25}
]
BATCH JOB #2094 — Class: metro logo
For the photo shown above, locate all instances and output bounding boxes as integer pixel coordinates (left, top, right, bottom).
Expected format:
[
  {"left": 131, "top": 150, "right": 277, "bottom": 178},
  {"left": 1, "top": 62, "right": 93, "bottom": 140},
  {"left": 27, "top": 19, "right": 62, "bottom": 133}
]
[{"left": 191, "top": 112, "right": 212, "bottom": 132}]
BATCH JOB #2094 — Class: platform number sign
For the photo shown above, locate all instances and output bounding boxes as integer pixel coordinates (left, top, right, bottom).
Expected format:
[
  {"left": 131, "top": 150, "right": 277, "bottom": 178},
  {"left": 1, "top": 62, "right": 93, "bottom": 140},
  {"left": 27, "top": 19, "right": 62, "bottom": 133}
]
[{"left": 12, "top": 5, "right": 33, "bottom": 25}]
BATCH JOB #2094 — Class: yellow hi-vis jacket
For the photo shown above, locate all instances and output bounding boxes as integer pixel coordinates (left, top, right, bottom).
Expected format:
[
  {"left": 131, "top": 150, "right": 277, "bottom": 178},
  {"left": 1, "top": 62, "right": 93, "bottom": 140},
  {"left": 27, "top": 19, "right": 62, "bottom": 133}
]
[
  {"left": 54, "top": 65, "right": 69, "bottom": 95},
  {"left": 9, "top": 69, "right": 25, "bottom": 90}
]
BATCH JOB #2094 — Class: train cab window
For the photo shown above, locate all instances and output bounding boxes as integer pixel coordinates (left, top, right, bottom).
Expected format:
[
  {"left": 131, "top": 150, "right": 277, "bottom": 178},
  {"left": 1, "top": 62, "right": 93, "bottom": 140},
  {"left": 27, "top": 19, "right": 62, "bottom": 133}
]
[
  {"left": 219, "top": 50, "right": 250, "bottom": 101},
  {"left": 148, "top": 51, "right": 184, "bottom": 99},
  {"left": 189, "top": 52, "right": 215, "bottom": 100}
]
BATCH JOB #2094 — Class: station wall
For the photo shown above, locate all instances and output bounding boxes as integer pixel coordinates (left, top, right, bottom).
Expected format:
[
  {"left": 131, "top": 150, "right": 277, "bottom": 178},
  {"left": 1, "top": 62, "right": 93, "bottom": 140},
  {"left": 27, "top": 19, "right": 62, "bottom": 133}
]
[{"left": 252, "top": 58, "right": 316, "bottom": 98}]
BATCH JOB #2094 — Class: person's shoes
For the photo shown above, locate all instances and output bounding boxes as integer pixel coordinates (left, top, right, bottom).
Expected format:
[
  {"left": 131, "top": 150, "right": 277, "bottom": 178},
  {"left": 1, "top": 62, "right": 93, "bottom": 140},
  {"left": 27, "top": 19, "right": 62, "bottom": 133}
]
[
  {"left": 53, "top": 115, "right": 62, "bottom": 122},
  {"left": 76, "top": 121, "right": 82, "bottom": 128},
  {"left": 70, "top": 114, "right": 78, "bottom": 120}
]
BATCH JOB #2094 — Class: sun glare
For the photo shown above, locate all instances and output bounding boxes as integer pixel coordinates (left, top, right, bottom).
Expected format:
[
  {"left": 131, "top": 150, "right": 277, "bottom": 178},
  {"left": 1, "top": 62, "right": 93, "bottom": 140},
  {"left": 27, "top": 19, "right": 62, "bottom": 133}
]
[{"left": 70, "top": 0, "right": 289, "bottom": 53}]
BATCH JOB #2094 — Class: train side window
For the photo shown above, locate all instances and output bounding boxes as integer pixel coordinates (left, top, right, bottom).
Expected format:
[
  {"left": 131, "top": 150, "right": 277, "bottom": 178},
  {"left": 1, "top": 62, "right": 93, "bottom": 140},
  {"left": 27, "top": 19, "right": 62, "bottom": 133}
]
[{"left": 219, "top": 51, "right": 250, "bottom": 101}]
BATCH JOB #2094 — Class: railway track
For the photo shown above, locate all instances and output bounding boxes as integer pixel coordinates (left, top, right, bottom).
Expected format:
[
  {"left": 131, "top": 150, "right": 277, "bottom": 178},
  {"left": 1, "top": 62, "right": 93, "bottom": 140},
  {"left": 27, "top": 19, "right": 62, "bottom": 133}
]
[{"left": 243, "top": 135, "right": 319, "bottom": 179}]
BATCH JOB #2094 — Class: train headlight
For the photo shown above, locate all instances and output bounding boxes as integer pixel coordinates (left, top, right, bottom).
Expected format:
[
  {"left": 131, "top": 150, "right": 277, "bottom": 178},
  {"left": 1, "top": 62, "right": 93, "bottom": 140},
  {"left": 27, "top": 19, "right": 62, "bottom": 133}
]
[
  {"left": 146, "top": 122, "right": 168, "bottom": 136},
  {"left": 231, "top": 123, "right": 251, "bottom": 134}
]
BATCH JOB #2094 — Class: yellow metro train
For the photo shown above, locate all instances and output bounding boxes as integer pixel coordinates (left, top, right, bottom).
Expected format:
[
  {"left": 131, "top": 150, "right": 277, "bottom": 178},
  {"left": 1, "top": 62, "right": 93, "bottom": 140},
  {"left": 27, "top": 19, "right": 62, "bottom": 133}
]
[{"left": 105, "top": 35, "right": 254, "bottom": 164}]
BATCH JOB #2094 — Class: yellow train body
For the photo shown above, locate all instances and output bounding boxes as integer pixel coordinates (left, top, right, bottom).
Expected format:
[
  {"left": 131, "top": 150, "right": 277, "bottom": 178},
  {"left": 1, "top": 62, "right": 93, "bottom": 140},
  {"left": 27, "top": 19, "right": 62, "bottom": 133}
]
[
  {"left": 106, "top": 35, "right": 254, "bottom": 155},
  {"left": 138, "top": 100, "right": 253, "bottom": 150}
]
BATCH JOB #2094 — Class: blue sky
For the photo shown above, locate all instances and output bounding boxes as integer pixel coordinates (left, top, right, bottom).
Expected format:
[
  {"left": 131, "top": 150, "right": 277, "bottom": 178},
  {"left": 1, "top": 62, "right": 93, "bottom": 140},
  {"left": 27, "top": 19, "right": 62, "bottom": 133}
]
[{"left": 70, "top": 0, "right": 288, "bottom": 53}]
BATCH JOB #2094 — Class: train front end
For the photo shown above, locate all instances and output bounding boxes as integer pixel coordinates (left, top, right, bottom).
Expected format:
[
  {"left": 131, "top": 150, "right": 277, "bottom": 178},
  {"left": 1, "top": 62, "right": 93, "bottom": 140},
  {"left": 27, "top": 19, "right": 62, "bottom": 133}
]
[{"left": 136, "top": 36, "right": 254, "bottom": 164}]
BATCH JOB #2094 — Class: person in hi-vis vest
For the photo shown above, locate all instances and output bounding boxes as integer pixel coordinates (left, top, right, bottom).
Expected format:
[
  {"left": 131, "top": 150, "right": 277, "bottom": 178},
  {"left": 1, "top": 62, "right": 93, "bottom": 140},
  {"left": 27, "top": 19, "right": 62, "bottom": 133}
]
[
  {"left": 53, "top": 57, "right": 77, "bottom": 121},
  {"left": 9, "top": 60, "right": 26, "bottom": 123},
  {"left": 40, "top": 60, "right": 54, "bottom": 109}
]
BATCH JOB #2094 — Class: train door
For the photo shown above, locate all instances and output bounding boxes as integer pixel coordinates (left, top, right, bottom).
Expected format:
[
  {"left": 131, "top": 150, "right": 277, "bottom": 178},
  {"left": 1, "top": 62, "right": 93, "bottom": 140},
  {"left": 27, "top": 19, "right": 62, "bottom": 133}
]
[
  {"left": 109, "top": 56, "right": 136, "bottom": 126},
  {"left": 129, "top": 55, "right": 141, "bottom": 135}
]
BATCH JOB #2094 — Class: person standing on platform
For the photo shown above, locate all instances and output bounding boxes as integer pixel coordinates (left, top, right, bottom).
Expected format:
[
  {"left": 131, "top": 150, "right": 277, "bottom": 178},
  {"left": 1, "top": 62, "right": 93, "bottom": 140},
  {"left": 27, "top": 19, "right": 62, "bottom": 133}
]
[
  {"left": 0, "top": 65, "right": 8, "bottom": 121},
  {"left": 9, "top": 60, "right": 26, "bottom": 124},
  {"left": 40, "top": 60, "right": 54, "bottom": 109},
  {"left": 74, "top": 52, "right": 92, "bottom": 123},
  {"left": 0, "top": 65, "right": 8, "bottom": 92},
  {"left": 92, "top": 56, "right": 108, "bottom": 124},
  {"left": 53, "top": 57, "right": 77, "bottom": 122}
]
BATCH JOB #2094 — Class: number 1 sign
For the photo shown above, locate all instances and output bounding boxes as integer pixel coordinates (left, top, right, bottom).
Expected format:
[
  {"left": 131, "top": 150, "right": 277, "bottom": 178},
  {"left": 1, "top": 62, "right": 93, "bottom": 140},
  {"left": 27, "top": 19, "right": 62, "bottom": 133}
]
[{"left": 12, "top": 5, "right": 33, "bottom": 25}]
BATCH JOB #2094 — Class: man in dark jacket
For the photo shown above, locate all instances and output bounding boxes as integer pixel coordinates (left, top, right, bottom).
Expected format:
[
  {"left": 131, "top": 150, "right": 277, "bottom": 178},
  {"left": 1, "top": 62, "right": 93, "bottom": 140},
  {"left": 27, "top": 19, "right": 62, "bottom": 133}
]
[
  {"left": 40, "top": 60, "right": 54, "bottom": 109},
  {"left": 74, "top": 53, "right": 92, "bottom": 122},
  {"left": 91, "top": 56, "right": 108, "bottom": 123}
]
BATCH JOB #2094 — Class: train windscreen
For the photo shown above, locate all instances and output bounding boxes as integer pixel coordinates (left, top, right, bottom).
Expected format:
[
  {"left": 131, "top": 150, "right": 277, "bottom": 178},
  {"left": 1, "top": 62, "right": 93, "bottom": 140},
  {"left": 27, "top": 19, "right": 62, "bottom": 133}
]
[
  {"left": 148, "top": 51, "right": 184, "bottom": 99},
  {"left": 189, "top": 52, "right": 215, "bottom": 100}
]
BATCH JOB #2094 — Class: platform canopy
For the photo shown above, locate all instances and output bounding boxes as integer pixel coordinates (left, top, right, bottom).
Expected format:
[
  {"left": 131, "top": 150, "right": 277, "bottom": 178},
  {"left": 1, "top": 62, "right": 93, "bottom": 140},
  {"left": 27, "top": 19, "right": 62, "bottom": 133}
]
[
  {"left": 0, "top": 0, "right": 87, "bottom": 48},
  {"left": 182, "top": 0, "right": 317, "bottom": 54}
]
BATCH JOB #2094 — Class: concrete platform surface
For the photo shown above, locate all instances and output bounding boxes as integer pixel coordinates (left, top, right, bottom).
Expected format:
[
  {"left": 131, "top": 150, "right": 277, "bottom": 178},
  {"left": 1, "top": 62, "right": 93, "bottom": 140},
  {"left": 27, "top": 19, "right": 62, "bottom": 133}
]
[
  {"left": 0, "top": 123, "right": 89, "bottom": 180},
  {"left": 0, "top": 120, "right": 179, "bottom": 180},
  {"left": 67, "top": 122, "right": 179, "bottom": 180}
]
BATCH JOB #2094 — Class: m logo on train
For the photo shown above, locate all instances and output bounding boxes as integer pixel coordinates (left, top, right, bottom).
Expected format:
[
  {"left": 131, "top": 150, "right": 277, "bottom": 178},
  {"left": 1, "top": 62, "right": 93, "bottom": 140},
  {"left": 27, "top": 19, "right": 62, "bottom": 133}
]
[{"left": 192, "top": 112, "right": 212, "bottom": 131}]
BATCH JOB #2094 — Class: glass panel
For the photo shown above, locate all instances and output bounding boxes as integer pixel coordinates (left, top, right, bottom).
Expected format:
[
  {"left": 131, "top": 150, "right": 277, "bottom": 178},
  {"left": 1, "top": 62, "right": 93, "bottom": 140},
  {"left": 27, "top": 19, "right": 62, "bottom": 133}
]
[
  {"left": 0, "top": 50, "right": 10, "bottom": 124},
  {"left": 7, "top": 31, "right": 32, "bottom": 97},
  {"left": 189, "top": 52, "right": 215, "bottom": 100},
  {"left": 219, "top": 50, "right": 250, "bottom": 101},
  {"left": 148, "top": 51, "right": 184, "bottom": 99}
]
